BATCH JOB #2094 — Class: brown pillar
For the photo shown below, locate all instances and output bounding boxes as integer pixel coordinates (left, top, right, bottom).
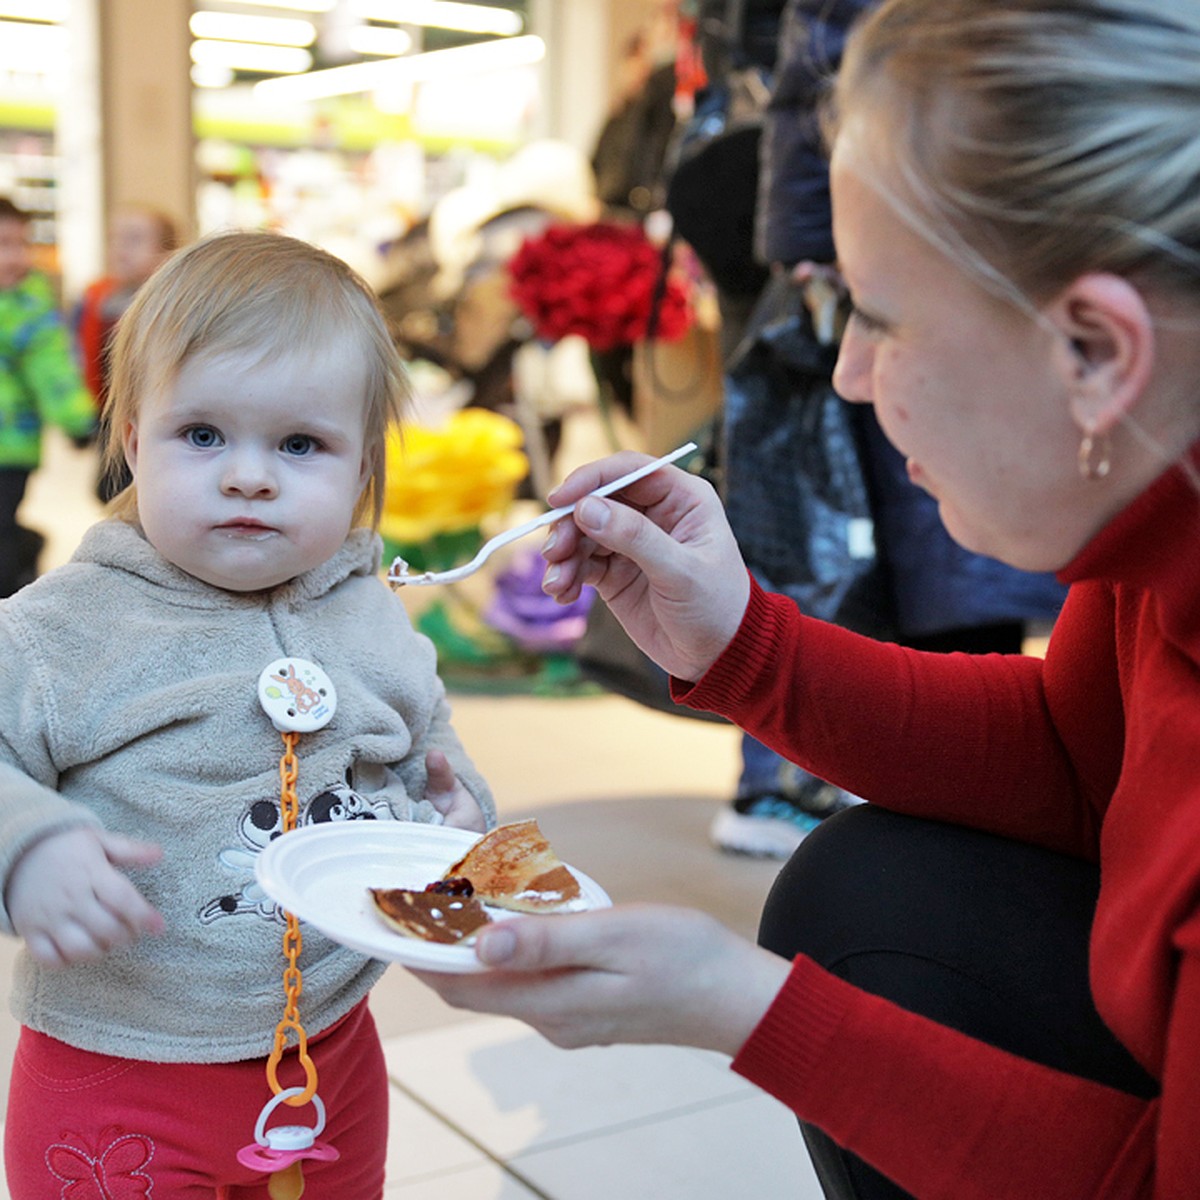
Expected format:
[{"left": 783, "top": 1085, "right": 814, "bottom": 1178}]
[{"left": 98, "top": 0, "right": 195, "bottom": 237}]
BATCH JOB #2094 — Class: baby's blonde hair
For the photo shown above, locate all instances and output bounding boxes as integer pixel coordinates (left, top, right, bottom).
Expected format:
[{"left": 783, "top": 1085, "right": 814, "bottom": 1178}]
[
  {"left": 828, "top": 0, "right": 1200, "bottom": 309},
  {"left": 103, "top": 230, "right": 409, "bottom": 527}
]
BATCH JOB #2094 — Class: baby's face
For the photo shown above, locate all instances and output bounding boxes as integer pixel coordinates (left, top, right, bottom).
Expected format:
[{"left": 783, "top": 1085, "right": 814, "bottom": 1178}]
[
  {"left": 108, "top": 211, "right": 168, "bottom": 287},
  {"left": 124, "top": 339, "right": 373, "bottom": 591}
]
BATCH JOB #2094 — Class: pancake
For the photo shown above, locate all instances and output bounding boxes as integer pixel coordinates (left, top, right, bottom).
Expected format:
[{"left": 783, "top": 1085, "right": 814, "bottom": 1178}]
[
  {"left": 444, "top": 819, "right": 583, "bottom": 913},
  {"left": 369, "top": 887, "right": 492, "bottom": 944}
]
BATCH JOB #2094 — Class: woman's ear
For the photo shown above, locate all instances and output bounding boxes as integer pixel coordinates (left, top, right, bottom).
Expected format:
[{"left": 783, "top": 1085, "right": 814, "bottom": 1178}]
[{"left": 1046, "top": 272, "right": 1155, "bottom": 437}]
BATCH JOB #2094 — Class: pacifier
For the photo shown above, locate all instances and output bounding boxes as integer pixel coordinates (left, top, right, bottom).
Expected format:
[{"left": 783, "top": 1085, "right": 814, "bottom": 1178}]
[{"left": 237, "top": 1086, "right": 339, "bottom": 1175}]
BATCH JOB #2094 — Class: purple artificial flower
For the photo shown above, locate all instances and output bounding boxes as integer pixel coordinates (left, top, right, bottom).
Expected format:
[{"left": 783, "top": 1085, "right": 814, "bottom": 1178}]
[{"left": 483, "top": 547, "right": 595, "bottom": 654}]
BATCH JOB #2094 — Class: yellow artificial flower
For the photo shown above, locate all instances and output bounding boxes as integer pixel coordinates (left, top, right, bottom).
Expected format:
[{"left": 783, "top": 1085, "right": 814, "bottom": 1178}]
[{"left": 381, "top": 408, "right": 529, "bottom": 545}]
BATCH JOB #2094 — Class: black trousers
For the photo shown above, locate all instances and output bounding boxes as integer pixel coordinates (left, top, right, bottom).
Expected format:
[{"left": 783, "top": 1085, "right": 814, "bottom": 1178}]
[
  {"left": 757, "top": 805, "right": 1158, "bottom": 1199},
  {"left": 0, "top": 468, "right": 35, "bottom": 599}
]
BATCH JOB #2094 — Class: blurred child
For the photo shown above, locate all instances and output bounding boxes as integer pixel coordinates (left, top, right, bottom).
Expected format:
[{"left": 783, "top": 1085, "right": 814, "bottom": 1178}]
[
  {"left": 0, "top": 230, "right": 494, "bottom": 1197},
  {"left": 75, "top": 204, "right": 180, "bottom": 410},
  {"left": 74, "top": 204, "right": 182, "bottom": 499},
  {"left": 0, "top": 197, "right": 96, "bottom": 597}
]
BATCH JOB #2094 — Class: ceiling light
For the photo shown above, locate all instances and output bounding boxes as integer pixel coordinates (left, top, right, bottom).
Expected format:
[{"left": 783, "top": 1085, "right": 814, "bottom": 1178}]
[
  {"left": 351, "top": 1, "right": 523, "bottom": 37},
  {"left": 205, "top": 0, "right": 334, "bottom": 11},
  {"left": 0, "top": 19, "right": 63, "bottom": 70},
  {"left": 254, "top": 33, "right": 543, "bottom": 101},
  {"left": 0, "top": 0, "right": 66, "bottom": 20},
  {"left": 345, "top": 26, "right": 414, "bottom": 57},
  {"left": 192, "top": 62, "right": 235, "bottom": 89},
  {"left": 189, "top": 12, "right": 317, "bottom": 47},
  {"left": 191, "top": 39, "right": 313, "bottom": 75}
]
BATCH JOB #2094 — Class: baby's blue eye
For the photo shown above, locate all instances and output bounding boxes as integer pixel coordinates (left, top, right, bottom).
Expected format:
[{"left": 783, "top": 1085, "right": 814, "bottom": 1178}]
[
  {"left": 282, "top": 434, "right": 317, "bottom": 456},
  {"left": 184, "top": 425, "right": 221, "bottom": 448}
]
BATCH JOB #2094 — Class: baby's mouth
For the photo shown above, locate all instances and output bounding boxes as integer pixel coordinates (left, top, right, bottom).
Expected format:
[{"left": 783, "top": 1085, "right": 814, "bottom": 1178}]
[{"left": 216, "top": 519, "right": 278, "bottom": 540}]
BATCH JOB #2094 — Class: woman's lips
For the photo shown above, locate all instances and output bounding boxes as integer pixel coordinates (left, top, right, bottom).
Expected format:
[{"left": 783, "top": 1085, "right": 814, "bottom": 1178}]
[{"left": 905, "top": 457, "right": 934, "bottom": 494}]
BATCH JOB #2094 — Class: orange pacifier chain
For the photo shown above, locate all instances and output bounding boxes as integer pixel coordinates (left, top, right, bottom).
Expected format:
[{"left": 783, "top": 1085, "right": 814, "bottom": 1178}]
[{"left": 238, "top": 659, "right": 340, "bottom": 1199}]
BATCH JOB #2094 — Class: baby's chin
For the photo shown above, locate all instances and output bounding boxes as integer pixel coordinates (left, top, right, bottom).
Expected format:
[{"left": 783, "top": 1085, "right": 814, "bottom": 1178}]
[
  {"left": 164, "top": 552, "right": 304, "bottom": 594},
  {"left": 144, "top": 520, "right": 353, "bottom": 593}
]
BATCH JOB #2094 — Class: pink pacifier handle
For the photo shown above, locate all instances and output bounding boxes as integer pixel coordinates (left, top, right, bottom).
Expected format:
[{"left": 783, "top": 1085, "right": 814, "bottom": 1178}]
[
  {"left": 237, "top": 1141, "right": 339, "bottom": 1172},
  {"left": 237, "top": 1086, "right": 341, "bottom": 1172}
]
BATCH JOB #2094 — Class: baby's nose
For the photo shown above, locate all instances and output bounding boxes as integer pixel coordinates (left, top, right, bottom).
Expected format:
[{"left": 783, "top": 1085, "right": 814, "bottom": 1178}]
[{"left": 221, "top": 449, "right": 278, "bottom": 497}]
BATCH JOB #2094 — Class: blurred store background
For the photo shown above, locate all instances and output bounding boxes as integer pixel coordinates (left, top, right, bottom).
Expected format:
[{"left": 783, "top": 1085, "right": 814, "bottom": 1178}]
[
  {"left": 0, "top": 1, "right": 668, "bottom": 290},
  {"left": 1, "top": 0, "right": 728, "bottom": 682}
]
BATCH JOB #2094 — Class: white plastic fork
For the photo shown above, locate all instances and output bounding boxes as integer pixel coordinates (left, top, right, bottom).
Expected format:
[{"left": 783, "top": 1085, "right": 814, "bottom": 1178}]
[{"left": 387, "top": 442, "right": 698, "bottom": 587}]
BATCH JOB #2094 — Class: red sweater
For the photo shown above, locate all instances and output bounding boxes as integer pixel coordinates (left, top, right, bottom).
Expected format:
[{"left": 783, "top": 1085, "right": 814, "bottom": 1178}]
[{"left": 676, "top": 444, "right": 1200, "bottom": 1198}]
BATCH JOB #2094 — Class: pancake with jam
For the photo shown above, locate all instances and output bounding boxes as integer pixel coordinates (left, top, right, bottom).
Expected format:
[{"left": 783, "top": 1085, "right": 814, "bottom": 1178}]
[{"left": 443, "top": 819, "right": 582, "bottom": 913}]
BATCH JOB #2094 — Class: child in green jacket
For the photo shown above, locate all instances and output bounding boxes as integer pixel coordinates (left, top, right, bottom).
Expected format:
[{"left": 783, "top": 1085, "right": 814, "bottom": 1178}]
[{"left": 0, "top": 197, "right": 97, "bottom": 596}]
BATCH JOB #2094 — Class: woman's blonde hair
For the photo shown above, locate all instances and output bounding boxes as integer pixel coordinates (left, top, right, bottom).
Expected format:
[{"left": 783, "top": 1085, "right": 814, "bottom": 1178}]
[
  {"left": 103, "top": 230, "right": 409, "bottom": 527},
  {"left": 827, "top": 0, "right": 1200, "bottom": 308}
]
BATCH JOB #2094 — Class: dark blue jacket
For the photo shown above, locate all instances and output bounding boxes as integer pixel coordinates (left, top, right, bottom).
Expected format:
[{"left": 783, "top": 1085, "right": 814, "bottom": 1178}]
[
  {"left": 755, "top": 0, "right": 875, "bottom": 266},
  {"left": 748, "top": 0, "right": 1067, "bottom": 633}
]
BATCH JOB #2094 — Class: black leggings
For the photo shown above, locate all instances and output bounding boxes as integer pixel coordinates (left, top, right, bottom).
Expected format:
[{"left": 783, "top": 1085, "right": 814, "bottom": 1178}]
[{"left": 758, "top": 805, "right": 1158, "bottom": 1199}]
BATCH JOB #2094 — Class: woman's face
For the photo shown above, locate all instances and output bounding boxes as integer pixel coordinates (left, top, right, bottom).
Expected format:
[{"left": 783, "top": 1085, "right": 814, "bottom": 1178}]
[{"left": 829, "top": 131, "right": 1097, "bottom": 573}]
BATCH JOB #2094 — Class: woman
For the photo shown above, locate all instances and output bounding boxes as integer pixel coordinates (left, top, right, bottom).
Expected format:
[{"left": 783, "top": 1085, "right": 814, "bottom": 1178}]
[{"left": 415, "top": 2, "right": 1200, "bottom": 1196}]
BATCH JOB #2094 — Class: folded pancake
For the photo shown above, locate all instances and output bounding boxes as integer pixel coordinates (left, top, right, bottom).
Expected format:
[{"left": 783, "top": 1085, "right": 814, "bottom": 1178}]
[
  {"left": 444, "top": 819, "right": 583, "bottom": 913},
  {"left": 370, "top": 887, "right": 492, "bottom": 943}
]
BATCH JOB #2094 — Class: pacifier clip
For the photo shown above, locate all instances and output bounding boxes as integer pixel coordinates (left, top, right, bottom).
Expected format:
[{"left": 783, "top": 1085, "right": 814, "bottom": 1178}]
[{"left": 237, "top": 658, "right": 339, "bottom": 1200}]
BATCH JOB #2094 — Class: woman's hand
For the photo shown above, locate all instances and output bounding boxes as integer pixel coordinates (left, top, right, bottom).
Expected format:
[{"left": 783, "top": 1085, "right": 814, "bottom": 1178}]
[
  {"left": 6, "top": 827, "right": 164, "bottom": 967},
  {"left": 541, "top": 453, "right": 751, "bottom": 683},
  {"left": 424, "top": 749, "right": 487, "bottom": 832},
  {"left": 412, "top": 904, "right": 791, "bottom": 1057}
]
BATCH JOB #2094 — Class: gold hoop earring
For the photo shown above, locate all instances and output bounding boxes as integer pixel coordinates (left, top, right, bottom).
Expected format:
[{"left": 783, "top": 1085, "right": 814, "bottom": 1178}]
[{"left": 1078, "top": 431, "right": 1112, "bottom": 481}]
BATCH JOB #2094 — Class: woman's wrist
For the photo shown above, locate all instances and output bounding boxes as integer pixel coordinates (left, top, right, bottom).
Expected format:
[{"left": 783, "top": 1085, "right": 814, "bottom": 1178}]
[{"left": 679, "top": 920, "right": 793, "bottom": 1057}]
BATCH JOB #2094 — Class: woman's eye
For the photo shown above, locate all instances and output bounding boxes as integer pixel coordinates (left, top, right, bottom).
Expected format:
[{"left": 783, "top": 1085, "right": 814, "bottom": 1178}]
[
  {"left": 282, "top": 434, "right": 317, "bottom": 456},
  {"left": 184, "top": 425, "right": 221, "bottom": 448},
  {"left": 847, "top": 305, "right": 887, "bottom": 336}
]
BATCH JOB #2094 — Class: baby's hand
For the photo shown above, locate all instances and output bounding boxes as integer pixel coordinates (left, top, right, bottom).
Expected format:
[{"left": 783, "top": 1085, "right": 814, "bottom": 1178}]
[
  {"left": 424, "top": 749, "right": 486, "bottom": 832},
  {"left": 6, "top": 827, "right": 164, "bottom": 967}
]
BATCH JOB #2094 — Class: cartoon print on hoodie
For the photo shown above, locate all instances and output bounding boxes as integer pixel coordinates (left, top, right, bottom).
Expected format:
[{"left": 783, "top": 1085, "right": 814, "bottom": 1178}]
[{"left": 199, "top": 780, "right": 395, "bottom": 924}]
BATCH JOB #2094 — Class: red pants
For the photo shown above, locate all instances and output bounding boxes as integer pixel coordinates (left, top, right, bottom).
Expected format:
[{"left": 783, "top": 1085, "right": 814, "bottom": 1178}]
[{"left": 4, "top": 1000, "right": 388, "bottom": 1199}]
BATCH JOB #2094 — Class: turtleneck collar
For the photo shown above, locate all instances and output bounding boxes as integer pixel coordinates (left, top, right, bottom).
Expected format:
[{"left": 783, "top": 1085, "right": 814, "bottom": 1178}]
[
  {"left": 1059, "top": 440, "right": 1200, "bottom": 652},
  {"left": 1060, "top": 442, "right": 1200, "bottom": 587}
]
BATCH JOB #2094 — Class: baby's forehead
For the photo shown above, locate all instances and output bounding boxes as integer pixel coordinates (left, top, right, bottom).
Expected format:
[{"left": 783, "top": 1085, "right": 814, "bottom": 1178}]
[
  {"left": 154, "top": 336, "right": 370, "bottom": 418},
  {"left": 180, "top": 324, "right": 369, "bottom": 375}
]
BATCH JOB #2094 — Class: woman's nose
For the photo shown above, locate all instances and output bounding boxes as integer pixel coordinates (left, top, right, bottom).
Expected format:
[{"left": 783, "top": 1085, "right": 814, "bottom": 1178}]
[{"left": 832, "top": 326, "right": 874, "bottom": 405}]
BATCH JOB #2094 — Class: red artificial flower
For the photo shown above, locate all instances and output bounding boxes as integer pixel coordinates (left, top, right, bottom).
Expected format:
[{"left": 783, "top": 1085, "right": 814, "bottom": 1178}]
[{"left": 508, "top": 221, "right": 692, "bottom": 352}]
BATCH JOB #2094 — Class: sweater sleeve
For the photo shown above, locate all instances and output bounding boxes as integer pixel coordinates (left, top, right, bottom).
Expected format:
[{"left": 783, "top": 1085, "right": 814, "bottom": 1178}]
[
  {"left": 400, "top": 681, "right": 497, "bottom": 830},
  {"left": 732, "top": 954, "right": 1159, "bottom": 1199},
  {"left": 378, "top": 589, "right": 496, "bottom": 829},
  {"left": 0, "top": 612, "right": 105, "bottom": 934},
  {"left": 673, "top": 576, "right": 1104, "bottom": 858}
]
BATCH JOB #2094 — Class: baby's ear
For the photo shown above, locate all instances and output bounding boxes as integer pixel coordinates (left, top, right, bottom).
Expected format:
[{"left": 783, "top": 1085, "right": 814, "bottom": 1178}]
[
  {"left": 122, "top": 421, "right": 140, "bottom": 472},
  {"left": 359, "top": 446, "right": 375, "bottom": 493}
]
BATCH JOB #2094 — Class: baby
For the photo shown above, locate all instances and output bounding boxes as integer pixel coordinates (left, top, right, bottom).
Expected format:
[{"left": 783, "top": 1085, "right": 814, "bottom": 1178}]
[{"left": 0, "top": 231, "right": 494, "bottom": 1197}]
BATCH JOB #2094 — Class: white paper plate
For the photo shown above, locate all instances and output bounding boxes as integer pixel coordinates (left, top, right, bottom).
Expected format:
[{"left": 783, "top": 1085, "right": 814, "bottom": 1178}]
[{"left": 255, "top": 821, "right": 611, "bottom": 974}]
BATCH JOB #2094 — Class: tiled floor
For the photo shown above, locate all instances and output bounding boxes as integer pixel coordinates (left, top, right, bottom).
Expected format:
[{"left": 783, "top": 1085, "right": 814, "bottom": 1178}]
[{"left": 0, "top": 431, "right": 825, "bottom": 1198}]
